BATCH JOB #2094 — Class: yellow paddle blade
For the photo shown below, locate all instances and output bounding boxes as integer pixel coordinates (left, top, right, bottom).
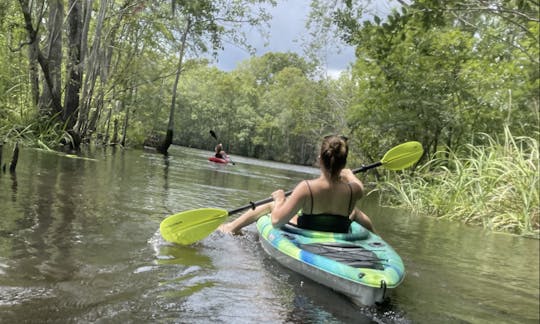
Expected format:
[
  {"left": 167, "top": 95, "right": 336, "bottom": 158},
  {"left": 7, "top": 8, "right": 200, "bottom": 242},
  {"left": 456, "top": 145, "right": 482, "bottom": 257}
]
[
  {"left": 381, "top": 141, "right": 424, "bottom": 170},
  {"left": 160, "top": 208, "right": 228, "bottom": 245}
]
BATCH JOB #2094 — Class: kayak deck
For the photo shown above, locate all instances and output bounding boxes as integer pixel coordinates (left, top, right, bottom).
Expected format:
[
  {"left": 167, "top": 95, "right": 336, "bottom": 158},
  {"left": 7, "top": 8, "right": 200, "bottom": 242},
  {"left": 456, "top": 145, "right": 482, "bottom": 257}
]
[{"left": 256, "top": 214, "right": 405, "bottom": 306}]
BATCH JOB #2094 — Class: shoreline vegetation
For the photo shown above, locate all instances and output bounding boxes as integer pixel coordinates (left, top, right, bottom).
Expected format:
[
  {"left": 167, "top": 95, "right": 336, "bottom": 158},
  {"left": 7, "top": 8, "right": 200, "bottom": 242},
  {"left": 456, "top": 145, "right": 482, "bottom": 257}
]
[{"left": 378, "top": 127, "right": 539, "bottom": 239}]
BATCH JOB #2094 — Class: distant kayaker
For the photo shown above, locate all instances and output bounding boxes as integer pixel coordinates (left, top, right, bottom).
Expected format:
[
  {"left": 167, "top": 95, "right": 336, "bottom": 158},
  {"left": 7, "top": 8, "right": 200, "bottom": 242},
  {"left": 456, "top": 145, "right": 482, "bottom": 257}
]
[
  {"left": 218, "top": 134, "right": 375, "bottom": 234},
  {"left": 215, "top": 143, "right": 227, "bottom": 159}
]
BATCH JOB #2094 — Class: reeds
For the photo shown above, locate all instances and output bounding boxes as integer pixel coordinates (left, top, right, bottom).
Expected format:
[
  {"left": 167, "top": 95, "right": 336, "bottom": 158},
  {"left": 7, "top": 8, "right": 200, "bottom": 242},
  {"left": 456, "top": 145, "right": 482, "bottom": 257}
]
[
  {"left": 2, "top": 112, "right": 70, "bottom": 150},
  {"left": 380, "top": 126, "right": 539, "bottom": 237}
]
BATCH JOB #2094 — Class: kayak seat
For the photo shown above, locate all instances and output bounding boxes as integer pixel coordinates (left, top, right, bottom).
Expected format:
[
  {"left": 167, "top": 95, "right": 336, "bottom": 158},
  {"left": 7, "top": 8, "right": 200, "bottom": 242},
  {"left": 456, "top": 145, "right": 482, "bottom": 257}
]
[{"left": 298, "top": 242, "right": 385, "bottom": 270}]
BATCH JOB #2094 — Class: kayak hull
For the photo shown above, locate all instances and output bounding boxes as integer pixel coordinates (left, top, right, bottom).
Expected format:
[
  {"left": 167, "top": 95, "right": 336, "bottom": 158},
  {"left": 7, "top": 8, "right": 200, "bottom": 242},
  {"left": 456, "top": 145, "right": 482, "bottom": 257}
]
[
  {"left": 208, "top": 156, "right": 229, "bottom": 164},
  {"left": 256, "top": 215, "right": 405, "bottom": 306}
]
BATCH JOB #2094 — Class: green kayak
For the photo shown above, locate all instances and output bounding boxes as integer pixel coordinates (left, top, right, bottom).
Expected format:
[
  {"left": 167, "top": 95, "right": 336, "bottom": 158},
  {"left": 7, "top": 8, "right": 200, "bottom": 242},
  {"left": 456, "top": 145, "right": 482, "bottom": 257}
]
[{"left": 256, "top": 214, "right": 405, "bottom": 306}]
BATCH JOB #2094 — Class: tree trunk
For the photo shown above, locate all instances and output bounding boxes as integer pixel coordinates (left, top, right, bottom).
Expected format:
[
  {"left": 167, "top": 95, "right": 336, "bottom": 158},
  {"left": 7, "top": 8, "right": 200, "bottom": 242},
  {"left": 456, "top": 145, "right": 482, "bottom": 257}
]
[
  {"left": 88, "top": 87, "right": 103, "bottom": 135},
  {"left": 29, "top": 37, "right": 39, "bottom": 107},
  {"left": 121, "top": 105, "right": 129, "bottom": 147},
  {"left": 159, "top": 18, "right": 191, "bottom": 154},
  {"left": 18, "top": 0, "right": 63, "bottom": 113},
  {"left": 112, "top": 118, "right": 119, "bottom": 145},
  {"left": 110, "top": 100, "right": 121, "bottom": 145},
  {"left": 39, "top": 0, "right": 63, "bottom": 116},
  {"left": 63, "top": 0, "right": 83, "bottom": 133},
  {"left": 121, "top": 87, "right": 134, "bottom": 147},
  {"left": 90, "top": 9, "right": 116, "bottom": 137},
  {"left": 18, "top": 0, "right": 40, "bottom": 107},
  {"left": 104, "top": 105, "right": 113, "bottom": 144},
  {"left": 76, "top": 0, "right": 106, "bottom": 138}
]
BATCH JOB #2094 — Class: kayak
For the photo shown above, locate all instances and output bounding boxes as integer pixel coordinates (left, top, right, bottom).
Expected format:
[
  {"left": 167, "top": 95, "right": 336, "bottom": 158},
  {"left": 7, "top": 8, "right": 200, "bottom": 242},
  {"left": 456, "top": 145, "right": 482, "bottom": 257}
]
[
  {"left": 208, "top": 156, "right": 230, "bottom": 164},
  {"left": 256, "top": 214, "right": 405, "bottom": 306}
]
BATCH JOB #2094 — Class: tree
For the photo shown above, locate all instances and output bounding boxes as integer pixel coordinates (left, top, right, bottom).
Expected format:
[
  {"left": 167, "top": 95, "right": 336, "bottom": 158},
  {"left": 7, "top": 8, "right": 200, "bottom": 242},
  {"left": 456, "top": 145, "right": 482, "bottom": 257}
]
[
  {"left": 151, "top": 0, "right": 276, "bottom": 154},
  {"left": 330, "top": 0, "right": 539, "bottom": 159}
]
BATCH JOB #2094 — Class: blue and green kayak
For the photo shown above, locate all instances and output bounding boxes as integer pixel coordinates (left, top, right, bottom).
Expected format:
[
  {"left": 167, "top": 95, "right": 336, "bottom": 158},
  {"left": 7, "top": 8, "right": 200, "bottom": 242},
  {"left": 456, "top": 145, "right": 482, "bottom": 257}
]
[{"left": 256, "top": 214, "right": 405, "bottom": 306}]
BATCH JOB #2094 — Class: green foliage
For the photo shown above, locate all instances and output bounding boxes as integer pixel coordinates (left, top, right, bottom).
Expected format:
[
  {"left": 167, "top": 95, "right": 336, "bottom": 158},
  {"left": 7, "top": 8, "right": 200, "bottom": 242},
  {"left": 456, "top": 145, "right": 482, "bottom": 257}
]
[
  {"left": 339, "top": 0, "right": 539, "bottom": 163},
  {"left": 0, "top": 1, "right": 32, "bottom": 138},
  {"left": 381, "top": 126, "right": 539, "bottom": 237}
]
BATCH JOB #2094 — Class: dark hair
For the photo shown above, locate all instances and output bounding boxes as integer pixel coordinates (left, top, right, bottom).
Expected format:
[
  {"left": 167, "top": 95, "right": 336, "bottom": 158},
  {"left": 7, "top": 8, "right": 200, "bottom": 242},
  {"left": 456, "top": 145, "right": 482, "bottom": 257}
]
[
  {"left": 320, "top": 135, "right": 348, "bottom": 180},
  {"left": 215, "top": 143, "right": 223, "bottom": 153}
]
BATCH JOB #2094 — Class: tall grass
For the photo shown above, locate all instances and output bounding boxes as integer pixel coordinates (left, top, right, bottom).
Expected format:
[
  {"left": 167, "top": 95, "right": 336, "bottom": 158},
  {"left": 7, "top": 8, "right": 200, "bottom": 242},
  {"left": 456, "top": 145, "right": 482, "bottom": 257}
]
[
  {"left": 380, "top": 127, "right": 539, "bottom": 237},
  {"left": 1, "top": 112, "right": 71, "bottom": 150}
]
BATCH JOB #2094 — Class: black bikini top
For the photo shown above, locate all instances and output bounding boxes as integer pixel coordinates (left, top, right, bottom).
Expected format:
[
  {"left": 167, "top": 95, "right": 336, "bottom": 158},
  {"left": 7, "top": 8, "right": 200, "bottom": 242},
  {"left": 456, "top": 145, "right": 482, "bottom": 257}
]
[{"left": 297, "top": 180, "right": 354, "bottom": 233}]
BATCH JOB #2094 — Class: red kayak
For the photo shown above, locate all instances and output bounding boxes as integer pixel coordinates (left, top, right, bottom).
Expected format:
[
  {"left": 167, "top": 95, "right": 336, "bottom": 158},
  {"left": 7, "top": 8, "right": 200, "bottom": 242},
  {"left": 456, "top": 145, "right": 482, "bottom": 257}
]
[{"left": 208, "top": 156, "right": 230, "bottom": 164}]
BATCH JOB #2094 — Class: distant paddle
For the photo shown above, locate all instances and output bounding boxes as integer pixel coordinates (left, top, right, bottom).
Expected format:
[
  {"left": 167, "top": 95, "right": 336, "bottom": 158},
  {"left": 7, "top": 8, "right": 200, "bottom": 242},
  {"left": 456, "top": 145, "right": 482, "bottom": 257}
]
[
  {"left": 209, "top": 130, "right": 218, "bottom": 141},
  {"left": 160, "top": 141, "right": 424, "bottom": 245},
  {"left": 209, "top": 130, "right": 235, "bottom": 165}
]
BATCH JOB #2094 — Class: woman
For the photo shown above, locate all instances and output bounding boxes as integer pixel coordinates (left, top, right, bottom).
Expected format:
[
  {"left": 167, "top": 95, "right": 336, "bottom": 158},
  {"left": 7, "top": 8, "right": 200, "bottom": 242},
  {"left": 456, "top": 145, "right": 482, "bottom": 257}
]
[
  {"left": 218, "top": 135, "right": 375, "bottom": 234},
  {"left": 215, "top": 143, "right": 227, "bottom": 159}
]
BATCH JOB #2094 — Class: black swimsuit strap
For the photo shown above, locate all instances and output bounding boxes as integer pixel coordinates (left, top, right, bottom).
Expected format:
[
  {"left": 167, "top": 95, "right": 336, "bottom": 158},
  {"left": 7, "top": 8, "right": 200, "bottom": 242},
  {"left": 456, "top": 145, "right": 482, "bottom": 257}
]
[
  {"left": 305, "top": 180, "right": 313, "bottom": 214},
  {"left": 306, "top": 180, "right": 353, "bottom": 215},
  {"left": 347, "top": 182, "right": 353, "bottom": 214}
]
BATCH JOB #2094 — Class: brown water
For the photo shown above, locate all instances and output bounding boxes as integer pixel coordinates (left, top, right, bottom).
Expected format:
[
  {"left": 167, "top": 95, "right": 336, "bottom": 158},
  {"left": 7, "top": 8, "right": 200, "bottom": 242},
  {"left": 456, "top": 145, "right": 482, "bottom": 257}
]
[{"left": 0, "top": 145, "right": 538, "bottom": 323}]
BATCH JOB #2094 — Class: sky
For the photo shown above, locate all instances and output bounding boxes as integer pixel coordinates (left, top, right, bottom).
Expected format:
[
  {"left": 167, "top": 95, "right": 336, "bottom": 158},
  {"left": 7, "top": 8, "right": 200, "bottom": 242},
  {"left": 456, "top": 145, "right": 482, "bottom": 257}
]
[
  {"left": 214, "top": 0, "right": 356, "bottom": 77},
  {"left": 213, "top": 0, "right": 399, "bottom": 78}
]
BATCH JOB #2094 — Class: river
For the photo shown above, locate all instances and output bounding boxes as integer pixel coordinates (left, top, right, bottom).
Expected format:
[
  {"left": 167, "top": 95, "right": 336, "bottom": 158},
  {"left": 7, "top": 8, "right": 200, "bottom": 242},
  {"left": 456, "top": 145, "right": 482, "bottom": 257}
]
[{"left": 0, "top": 145, "right": 538, "bottom": 323}]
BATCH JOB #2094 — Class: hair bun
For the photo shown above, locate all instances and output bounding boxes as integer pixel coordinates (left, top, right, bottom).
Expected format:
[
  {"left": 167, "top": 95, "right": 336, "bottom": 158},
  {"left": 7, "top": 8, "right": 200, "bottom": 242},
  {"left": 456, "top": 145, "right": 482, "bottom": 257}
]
[{"left": 320, "top": 135, "right": 349, "bottom": 179}]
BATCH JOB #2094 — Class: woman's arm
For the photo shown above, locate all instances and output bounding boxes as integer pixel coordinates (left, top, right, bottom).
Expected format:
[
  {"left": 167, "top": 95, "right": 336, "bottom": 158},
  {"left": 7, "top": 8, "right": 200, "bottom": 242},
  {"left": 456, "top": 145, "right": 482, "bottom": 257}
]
[
  {"left": 349, "top": 208, "right": 375, "bottom": 233},
  {"left": 270, "top": 181, "right": 308, "bottom": 227}
]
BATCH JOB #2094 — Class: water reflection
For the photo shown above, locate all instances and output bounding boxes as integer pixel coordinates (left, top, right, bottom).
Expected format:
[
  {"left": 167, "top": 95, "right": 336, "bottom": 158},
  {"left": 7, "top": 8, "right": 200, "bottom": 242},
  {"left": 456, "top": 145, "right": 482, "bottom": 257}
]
[
  {"left": 10, "top": 171, "right": 17, "bottom": 201},
  {"left": 156, "top": 244, "right": 212, "bottom": 267}
]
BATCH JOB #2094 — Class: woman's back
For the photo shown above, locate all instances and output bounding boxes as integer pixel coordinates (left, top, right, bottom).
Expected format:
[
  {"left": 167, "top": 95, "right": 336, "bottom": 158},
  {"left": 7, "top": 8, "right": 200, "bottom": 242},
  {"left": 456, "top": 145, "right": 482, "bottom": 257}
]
[{"left": 302, "top": 179, "right": 355, "bottom": 217}]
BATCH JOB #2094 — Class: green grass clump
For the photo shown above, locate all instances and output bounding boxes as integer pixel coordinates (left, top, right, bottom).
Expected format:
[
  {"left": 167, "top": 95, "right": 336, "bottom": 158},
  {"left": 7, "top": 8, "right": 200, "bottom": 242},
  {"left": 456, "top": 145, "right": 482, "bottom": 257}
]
[
  {"left": 381, "top": 127, "right": 539, "bottom": 237},
  {"left": 1, "top": 112, "right": 72, "bottom": 150}
]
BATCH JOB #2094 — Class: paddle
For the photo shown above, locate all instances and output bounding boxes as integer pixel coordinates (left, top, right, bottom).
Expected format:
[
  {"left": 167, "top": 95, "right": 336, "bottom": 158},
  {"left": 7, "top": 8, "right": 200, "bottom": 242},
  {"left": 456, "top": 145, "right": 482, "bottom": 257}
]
[
  {"left": 210, "top": 130, "right": 235, "bottom": 165},
  {"left": 160, "top": 141, "right": 423, "bottom": 245}
]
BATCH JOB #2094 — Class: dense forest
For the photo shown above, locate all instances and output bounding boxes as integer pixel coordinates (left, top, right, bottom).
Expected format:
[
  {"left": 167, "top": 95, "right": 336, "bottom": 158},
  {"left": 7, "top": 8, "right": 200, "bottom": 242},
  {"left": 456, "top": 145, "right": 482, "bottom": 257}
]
[{"left": 0, "top": 0, "right": 538, "bottom": 235}]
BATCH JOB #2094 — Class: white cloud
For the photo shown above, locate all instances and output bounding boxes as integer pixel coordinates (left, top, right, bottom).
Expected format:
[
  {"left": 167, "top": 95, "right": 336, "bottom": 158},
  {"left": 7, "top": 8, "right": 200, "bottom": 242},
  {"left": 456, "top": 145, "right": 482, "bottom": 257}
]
[
  {"left": 212, "top": 0, "right": 400, "bottom": 74},
  {"left": 214, "top": 0, "right": 355, "bottom": 73}
]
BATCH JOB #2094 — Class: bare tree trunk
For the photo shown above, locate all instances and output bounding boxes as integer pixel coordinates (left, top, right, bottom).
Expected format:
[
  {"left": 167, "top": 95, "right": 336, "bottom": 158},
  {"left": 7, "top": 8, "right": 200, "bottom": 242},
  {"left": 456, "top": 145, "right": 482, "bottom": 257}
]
[
  {"left": 90, "top": 1, "right": 118, "bottom": 137},
  {"left": 121, "top": 105, "right": 129, "bottom": 147},
  {"left": 29, "top": 38, "right": 39, "bottom": 107},
  {"left": 77, "top": 0, "right": 106, "bottom": 138},
  {"left": 39, "top": 0, "right": 63, "bottom": 116},
  {"left": 111, "top": 118, "right": 119, "bottom": 145},
  {"left": 19, "top": 0, "right": 40, "bottom": 108},
  {"left": 120, "top": 86, "right": 135, "bottom": 147},
  {"left": 18, "top": 0, "right": 63, "bottom": 113},
  {"left": 159, "top": 18, "right": 191, "bottom": 154},
  {"left": 104, "top": 105, "right": 113, "bottom": 144},
  {"left": 88, "top": 86, "right": 104, "bottom": 135},
  {"left": 63, "top": 0, "right": 83, "bottom": 133}
]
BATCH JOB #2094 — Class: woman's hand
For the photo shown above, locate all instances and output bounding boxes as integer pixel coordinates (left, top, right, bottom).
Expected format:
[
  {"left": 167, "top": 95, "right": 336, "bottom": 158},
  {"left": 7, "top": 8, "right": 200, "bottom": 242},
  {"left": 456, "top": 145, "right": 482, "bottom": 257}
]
[
  {"left": 271, "top": 189, "right": 286, "bottom": 205},
  {"left": 340, "top": 168, "right": 355, "bottom": 179}
]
